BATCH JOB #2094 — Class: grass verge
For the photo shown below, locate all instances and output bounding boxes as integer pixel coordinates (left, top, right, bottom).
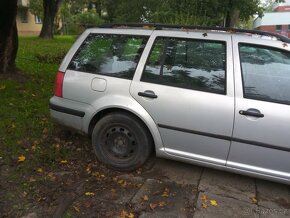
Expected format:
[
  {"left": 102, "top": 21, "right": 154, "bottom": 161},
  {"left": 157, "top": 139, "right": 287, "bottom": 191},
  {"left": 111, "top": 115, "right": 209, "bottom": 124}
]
[{"left": 0, "top": 36, "right": 82, "bottom": 216}]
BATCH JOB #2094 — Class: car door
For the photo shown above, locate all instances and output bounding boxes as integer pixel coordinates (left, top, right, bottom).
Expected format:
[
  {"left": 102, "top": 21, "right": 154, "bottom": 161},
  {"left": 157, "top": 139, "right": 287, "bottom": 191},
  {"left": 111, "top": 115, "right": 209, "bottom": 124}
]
[
  {"left": 227, "top": 36, "right": 290, "bottom": 180},
  {"left": 130, "top": 31, "right": 235, "bottom": 166}
]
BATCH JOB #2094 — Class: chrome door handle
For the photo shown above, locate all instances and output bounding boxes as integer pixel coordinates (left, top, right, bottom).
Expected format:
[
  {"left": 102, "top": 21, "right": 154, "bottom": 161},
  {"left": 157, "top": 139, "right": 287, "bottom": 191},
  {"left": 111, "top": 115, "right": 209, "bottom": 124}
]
[
  {"left": 239, "top": 109, "right": 264, "bottom": 118},
  {"left": 138, "top": 90, "right": 158, "bottom": 99}
]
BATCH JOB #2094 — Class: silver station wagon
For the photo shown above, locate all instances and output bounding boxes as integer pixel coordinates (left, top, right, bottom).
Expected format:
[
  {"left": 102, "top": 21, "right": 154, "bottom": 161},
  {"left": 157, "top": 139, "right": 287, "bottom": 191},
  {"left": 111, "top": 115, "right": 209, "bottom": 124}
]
[{"left": 49, "top": 24, "right": 290, "bottom": 184}]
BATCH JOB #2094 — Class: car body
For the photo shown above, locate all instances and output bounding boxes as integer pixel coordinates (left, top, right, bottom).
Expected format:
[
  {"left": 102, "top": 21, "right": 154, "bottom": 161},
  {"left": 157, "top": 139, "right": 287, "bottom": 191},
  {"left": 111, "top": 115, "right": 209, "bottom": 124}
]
[{"left": 49, "top": 24, "right": 290, "bottom": 184}]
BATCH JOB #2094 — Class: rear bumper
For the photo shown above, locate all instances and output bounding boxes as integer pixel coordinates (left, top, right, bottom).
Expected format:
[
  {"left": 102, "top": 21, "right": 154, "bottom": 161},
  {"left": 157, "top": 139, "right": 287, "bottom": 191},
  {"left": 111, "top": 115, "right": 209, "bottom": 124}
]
[
  {"left": 49, "top": 96, "right": 94, "bottom": 133},
  {"left": 49, "top": 103, "right": 85, "bottom": 118}
]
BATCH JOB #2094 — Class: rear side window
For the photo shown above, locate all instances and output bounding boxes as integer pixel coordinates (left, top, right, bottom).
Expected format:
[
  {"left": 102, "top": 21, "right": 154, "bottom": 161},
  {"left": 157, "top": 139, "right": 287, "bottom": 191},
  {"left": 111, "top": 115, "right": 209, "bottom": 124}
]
[
  {"left": 239, "top": 43, "right": 290, "bottom": 105},
  {"left": 141, "top": 37, "right": 226, "bottom": 94},
  {"left": 68, "top": 34, "right": 149, "bottom": 79}
]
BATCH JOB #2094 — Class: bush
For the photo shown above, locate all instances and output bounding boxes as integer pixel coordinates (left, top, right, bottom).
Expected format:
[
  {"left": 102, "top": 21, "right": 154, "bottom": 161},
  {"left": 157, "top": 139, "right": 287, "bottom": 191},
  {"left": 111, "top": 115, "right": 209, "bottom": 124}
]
[{"left": 61, "top": 11, "right": 104, "bottom": 35}]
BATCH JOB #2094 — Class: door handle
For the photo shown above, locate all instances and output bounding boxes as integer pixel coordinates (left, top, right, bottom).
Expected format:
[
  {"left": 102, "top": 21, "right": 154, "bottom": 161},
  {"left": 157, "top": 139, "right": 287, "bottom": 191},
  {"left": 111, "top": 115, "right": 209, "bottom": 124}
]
[
  {"left": 138, "top": 90, "right": 158, "bottom": 99},
  {"left": 239, "top": 108, "right": 264, "bottom": 118}
]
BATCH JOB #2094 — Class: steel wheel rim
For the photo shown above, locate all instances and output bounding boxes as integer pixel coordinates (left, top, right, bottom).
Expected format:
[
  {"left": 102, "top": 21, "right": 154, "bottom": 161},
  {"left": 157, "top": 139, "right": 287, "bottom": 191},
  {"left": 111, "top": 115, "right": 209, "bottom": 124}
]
[{"left": 102, "top": 126, "right": 137, "bottom": 160}]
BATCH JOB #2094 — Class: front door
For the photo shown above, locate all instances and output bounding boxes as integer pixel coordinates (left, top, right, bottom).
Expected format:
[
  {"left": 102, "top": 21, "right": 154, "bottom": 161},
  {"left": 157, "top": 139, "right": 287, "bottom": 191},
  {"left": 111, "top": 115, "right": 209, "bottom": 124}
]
[
  {"left": 130, "top": 31, "right": 235, "bottom": 165},
  {"left": 228, "top": 36, "right": 290, "bottom": 180}
]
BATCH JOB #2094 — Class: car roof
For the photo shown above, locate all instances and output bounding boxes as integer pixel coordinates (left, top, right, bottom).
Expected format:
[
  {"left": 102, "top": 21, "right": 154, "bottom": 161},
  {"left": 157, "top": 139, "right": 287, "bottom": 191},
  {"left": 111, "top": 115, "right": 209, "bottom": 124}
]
[{"left": 86, "top": 23, "right": 290, "bottom": 44}]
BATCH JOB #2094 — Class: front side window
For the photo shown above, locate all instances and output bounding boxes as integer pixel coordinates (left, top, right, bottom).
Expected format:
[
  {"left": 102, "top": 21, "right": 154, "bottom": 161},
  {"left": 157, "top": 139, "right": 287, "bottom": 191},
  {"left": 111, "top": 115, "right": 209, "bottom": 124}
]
[
  {"left": 141, "top": 37, "right": 226, "bottom": 94},
  {"left": 239, "top": 43, "right": 290, "bottom": 105},
  {"left": 68, "top": 34, "right": 148, "bottom": 79}
]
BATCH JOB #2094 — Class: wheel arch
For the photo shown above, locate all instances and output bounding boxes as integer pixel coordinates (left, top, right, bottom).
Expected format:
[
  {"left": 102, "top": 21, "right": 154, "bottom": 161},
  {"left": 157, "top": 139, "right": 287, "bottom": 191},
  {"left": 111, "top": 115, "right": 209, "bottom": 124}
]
[{"left": 88, "top": 106, "right": 162, "bottom": 154}]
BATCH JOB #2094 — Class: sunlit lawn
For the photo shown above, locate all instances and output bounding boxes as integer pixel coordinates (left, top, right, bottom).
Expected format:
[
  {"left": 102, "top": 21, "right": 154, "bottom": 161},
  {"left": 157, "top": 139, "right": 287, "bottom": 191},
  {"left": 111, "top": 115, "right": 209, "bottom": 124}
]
[{"left": 1, "top": 35, "right": 75, "bottom": 161}]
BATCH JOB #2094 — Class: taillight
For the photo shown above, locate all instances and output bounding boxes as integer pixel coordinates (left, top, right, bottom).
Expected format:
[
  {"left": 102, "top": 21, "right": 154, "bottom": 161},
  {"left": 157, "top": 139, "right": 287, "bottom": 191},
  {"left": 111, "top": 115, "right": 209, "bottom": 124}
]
[{"left": 54, "top": 71, "right": 64, "bottom": 97}]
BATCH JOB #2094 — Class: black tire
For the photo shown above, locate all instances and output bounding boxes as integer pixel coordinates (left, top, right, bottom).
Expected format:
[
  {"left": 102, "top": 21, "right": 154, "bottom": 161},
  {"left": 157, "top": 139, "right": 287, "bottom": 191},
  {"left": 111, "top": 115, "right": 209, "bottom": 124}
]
[{"left": 92, "top": 112, "right": 153, "bottom": 171}]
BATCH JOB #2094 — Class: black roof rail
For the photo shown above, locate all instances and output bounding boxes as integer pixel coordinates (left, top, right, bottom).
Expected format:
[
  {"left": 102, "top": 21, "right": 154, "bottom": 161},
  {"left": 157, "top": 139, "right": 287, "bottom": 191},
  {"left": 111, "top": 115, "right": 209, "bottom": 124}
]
[{"left": 97, "top": 23, "right": 290, "bottom": 44}]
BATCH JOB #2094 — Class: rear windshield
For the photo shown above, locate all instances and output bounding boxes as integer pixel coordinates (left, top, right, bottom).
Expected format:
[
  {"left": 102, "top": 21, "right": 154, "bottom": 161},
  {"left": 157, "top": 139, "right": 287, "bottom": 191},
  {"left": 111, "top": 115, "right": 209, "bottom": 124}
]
[{"left": 68, "top": 34, "right": 149, "bottom": 80}]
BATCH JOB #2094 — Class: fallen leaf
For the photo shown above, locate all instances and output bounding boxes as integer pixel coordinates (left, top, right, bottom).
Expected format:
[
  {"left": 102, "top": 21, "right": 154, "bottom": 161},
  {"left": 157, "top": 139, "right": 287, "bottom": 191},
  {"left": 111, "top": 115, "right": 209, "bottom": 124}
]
[
  {"left": 0, "top": 85, "right": 6, "bottom": 90},
  {"left": 128, "top": 213, "right": 134, "bottom": 218},
  {"left": 47, "top": 172, "right": 56, "bottom": 181},
  {"left": 37, "top": 168, "right": 43, "bottom": 173},
  {"left": 117, "top": 179, "right": 124, "bottom": 184},
  {"left": 150, "top": 203, "right": 158, "bottom": 210},
  {"left": 84, "top": 192, "right": 95, "bottom": 196},
  {"left": 31, "top": 144, "right": 37, "bottom": 151},
  {"left": 120, "top": 210, "right": 128, "bottom": 218},
  {"left": 73, "top": 206, "right": 80, "bottom": 213},
  {"left": 53, "top": 143, "right": 60, "bottom": 149},
  {"left": 18, "top": 155, "right": 26, "bottom": 162},
  {"left": 180, "top": 207, "right": 186, "bottom": 212},
  {"left": 200, "top": 194, "right": 208, "bottom": 202},
  {"left": 202, "top": 203, "right": 208, "bottom": 209},
  {"left": 158, "top": 201, "right": 166, "bottom": 207},
  {"left": 121, "top": 181, "right": 128, "bottom": 187},
  {"left": 21, "top": 191, "right": 28, "bottom": 197},
  {"left": 86, "top": 166, "right": 91, "bottom": 174},
  {"left": 250, "top": 196, "right": 257, "bottom": 204},
  {"left": 42, "top": 128, "right": 48, "bottom": 134},
  {"left": 162, "top": 188, "right": 170, "bottom": 197},
  {"left": 162, "top": 192, "right": 169, "bottom": 197},
  {"left": 142, "top": 195, "right": 149, "bottom": 201},
  {"left": 60, "top": 160, "right": 68, "bottom": 164},
  {"left": 136, "top": 169, "right": 142, "bottom": 174},
  {"left": 29, "top": 177, "right": 36, "bottom": 182},
  {"left": 210, "top": 200, "right": 218, "bottom": 207}
]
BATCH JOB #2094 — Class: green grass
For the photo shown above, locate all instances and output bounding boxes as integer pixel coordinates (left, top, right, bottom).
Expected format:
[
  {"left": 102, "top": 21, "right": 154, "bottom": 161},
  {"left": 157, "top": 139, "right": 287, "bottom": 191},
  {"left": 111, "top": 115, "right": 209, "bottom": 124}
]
[{"left": 0, "top": 36, "right": 75, "bottom": 167}]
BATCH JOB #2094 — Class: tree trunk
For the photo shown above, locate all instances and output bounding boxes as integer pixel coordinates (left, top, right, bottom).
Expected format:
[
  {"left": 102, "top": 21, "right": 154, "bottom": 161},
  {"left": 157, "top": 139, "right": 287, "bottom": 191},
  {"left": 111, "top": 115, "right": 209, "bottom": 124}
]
[
  {"left": 224, "top": 0, "right": 240, "bottom": 28},
  {"left": 39, "top": 0, "right": 62, "bottom": 39},
  {"left": 0, "top": 0, "right": 18, "bottom": 74}
]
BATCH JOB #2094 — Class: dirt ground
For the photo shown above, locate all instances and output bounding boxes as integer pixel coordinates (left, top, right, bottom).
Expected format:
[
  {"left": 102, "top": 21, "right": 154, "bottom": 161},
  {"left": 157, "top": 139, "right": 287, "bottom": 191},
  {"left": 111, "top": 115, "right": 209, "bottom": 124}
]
[{"left": 0, "top": 129, "right": 194, "bottom": 218}]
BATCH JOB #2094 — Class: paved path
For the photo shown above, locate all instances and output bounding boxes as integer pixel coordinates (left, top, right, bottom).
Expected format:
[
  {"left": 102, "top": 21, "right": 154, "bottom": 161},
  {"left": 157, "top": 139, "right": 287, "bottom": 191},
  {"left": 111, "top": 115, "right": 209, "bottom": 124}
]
[{"left": 52, "top": 158, "right": 290, "bottom": 218}]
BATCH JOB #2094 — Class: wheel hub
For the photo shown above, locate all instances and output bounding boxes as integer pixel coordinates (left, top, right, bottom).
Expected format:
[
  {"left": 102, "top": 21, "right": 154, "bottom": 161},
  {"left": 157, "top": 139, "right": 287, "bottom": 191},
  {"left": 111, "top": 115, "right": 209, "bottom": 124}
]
[{"left": 105, "top": 127, "right": 136, "bottom": 159}]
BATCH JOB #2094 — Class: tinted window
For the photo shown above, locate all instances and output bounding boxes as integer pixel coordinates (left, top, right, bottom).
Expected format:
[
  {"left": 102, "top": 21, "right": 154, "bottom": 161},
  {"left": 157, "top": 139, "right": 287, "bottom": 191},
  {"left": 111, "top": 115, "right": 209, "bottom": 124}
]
[
  {"left": 142, "top": 37, "right": 226, "bottom": 94},
  {"left": 68, "top": 34, "right": 148, "bottom": 79},
  {"left": 239, "top": 43, "right": 290, "bottom": 105}
]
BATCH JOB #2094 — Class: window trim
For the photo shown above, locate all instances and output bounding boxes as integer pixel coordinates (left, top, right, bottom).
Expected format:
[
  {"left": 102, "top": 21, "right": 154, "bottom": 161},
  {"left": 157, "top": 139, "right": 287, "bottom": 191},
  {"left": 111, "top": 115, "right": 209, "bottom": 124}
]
[
  {"left": 141, "top": 36, "right": 227, "bottom": 95},
  {"left": 67, "top": 33, "right": 149, "bottom": 80},
  {"left": 35, "top": 15, "right": 42, "bottom": 24},
  {"left": 239, "top": 42, "right": 290, "bottom": 106}
]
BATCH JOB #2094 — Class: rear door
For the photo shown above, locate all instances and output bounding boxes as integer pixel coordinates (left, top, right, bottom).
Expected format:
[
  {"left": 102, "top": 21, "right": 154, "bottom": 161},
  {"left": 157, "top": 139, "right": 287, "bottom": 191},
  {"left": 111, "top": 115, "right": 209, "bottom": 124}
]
[
  {"left": 130, "top": 31, "right": 235, "bottom": 165},
  {"left": 228, "top": 36, "right": 290, "bottom": 180}
]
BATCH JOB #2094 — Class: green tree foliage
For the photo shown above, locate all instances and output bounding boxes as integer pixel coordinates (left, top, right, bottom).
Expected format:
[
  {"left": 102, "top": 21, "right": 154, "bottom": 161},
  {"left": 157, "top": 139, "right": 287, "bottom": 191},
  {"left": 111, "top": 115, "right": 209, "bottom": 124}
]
[
  {"left": 28, "top": 0, "right": 287, "bottom": 37},
  {"left": 29, "top": 0, "right": 43, "bottom": 18},
  {"left": 102, "top": 0, "right": 278, "bottom": 27},
  {"left": 150, "top": 0, "right": 222, "bottom": 25}
]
